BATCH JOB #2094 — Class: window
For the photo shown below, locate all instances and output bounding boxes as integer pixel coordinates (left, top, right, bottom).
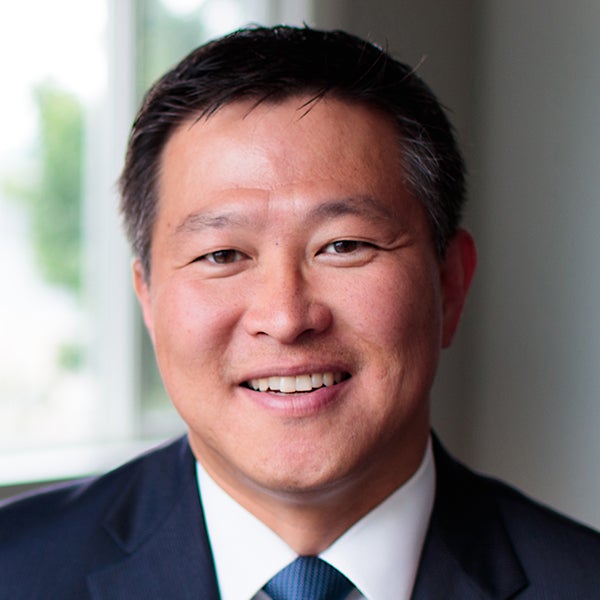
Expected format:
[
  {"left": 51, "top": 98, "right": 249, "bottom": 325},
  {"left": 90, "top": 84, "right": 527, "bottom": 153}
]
[{"left": 1, "top": 0, "right": 109, "bottom": 457}]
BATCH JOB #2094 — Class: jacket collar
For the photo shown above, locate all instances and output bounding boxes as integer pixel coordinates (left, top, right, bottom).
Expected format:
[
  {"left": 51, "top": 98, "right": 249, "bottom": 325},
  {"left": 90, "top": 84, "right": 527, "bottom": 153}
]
[
  {"left": 85, "top": 434, "right": 529, "bottom": 600},
  {"left": 87, "top": 437, "right": 220, "bottom": 600},
  {"left": 411, "top": 434, "right": 528, "bottom": 599}
]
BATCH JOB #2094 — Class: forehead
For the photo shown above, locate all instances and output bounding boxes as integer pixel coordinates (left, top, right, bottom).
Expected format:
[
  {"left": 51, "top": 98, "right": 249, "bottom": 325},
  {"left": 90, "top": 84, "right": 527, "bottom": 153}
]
[{"left": 161, "top": 96, "right": 402, "bottom": 189}]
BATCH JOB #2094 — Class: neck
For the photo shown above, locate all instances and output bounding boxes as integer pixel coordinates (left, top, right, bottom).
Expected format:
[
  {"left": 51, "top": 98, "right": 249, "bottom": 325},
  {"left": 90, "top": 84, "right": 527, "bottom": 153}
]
[{"left": 196, "top": 434, "right": 429, "bottom": 554}]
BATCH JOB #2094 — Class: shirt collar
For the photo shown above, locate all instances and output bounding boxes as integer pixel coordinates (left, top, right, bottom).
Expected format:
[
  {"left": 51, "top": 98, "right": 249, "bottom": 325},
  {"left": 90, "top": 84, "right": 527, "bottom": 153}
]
[{"left": 196, "top": 437, "right": 435, "bottom": 600}]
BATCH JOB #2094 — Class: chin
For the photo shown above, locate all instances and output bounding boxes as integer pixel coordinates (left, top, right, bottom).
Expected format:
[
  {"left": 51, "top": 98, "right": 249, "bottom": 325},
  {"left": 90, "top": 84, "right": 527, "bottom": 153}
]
[{"left": 249, "top": 455, "right": 359, "bottom": 500}]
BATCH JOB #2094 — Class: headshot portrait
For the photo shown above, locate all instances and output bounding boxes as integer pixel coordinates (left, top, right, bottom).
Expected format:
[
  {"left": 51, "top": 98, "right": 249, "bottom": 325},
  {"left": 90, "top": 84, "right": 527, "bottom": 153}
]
[{"left": 1, "top": 3, "right": 600, "bottom": 599}]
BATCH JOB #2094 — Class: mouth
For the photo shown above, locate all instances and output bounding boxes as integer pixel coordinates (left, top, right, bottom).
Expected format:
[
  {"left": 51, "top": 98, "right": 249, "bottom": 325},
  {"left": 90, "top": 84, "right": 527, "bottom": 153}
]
[{"left": 242, "top": 371, "right": 349, "bottom": 394}]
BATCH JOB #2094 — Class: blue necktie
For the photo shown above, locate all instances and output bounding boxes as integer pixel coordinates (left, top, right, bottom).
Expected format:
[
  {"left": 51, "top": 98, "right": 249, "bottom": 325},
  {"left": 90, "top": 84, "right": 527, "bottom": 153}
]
[{"left": 263, "top": 556, "right": 354, "bottom": 600}]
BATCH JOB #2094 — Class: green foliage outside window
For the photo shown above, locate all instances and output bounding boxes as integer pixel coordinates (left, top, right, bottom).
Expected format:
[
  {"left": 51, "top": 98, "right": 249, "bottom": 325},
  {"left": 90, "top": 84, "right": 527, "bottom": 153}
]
[{"left": 10, "top": 83, "right": 84, "bottom": 295}]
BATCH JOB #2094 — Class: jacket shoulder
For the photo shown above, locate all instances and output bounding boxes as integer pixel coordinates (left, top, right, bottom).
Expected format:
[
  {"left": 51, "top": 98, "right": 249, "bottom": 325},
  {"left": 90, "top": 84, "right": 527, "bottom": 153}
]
[
  {"left": 484, "top": 471, "right": 600, "bottom": 582},
  {"left": 429, "top": 435, "right": 600, "bottom": 597},
  {"left": 0, "top": 436, "right": 194, "bottom": 598}
]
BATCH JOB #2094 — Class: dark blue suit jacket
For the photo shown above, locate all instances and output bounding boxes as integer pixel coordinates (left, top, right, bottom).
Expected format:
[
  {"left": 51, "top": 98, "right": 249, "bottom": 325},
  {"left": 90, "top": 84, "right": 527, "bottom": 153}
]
[{"left": 2, "top": 435, "right": 600, "bottom": 599}]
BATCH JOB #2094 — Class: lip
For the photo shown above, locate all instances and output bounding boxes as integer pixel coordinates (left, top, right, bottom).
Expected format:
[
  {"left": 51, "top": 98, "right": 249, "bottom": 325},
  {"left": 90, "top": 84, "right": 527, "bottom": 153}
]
[{"left": 239, "top": 376, "right": 350, "bottom": 418}]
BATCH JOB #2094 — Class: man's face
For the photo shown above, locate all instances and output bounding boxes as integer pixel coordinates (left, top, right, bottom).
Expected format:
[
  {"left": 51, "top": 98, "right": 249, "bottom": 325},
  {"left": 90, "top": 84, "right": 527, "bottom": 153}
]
[{"left": 135, "top": 96, "right": 474, "bottom": 508}]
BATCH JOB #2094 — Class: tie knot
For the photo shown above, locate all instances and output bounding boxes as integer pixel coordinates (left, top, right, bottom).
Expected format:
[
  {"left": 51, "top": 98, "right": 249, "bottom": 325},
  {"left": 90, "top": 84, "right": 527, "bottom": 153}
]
[{"left": 263, "top": 556, "right": 354, "bottom": 600}]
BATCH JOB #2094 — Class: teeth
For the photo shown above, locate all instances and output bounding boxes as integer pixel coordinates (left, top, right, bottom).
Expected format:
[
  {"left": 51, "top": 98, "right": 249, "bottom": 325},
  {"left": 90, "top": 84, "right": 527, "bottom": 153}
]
[
  {"left": 247, "top": 372, "right": 344, "bottom": 393},
  {"left": 280, "top": 377, "right": 296, "bottom": 393},
  {"left": 295, "top": 375, "right": 313, "bottom": 392},
  {"left": 311, "top": 373, "right": 323, "bottom": 388}
]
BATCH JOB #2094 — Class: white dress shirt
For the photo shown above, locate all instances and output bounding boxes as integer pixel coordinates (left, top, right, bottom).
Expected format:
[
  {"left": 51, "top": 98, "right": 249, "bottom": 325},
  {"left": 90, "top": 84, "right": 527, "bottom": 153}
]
[{"left": 196, "top": 437, "right": 435, "bottom": 600}]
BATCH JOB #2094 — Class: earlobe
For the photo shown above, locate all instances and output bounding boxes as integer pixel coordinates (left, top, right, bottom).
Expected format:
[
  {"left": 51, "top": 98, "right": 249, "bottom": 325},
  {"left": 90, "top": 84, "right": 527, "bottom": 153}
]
[
  {"left": 133, "top": 259, "right": 155, "bottom": 342},
  {"left": 440, "top": 229, "right": 477, "bottom": 348}
]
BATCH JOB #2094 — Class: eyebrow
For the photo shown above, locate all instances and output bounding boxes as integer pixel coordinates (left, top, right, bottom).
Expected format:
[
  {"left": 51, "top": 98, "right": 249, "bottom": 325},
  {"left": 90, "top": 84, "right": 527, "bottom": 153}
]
[
  {"left": 174, "top": 211, "right": 251, "bottom": 234},
  {"left": 307, "top": 195, "right": 394, "bottom": 222},
  {"left": 173, "top": 195, "right": 394, "bottom": 236}
]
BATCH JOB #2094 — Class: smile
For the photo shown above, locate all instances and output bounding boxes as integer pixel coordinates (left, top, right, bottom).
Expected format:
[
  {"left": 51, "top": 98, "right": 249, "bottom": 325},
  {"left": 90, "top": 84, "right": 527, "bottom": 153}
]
[{"left": 245, "top": 372, "right": 347, "bottom": 393}]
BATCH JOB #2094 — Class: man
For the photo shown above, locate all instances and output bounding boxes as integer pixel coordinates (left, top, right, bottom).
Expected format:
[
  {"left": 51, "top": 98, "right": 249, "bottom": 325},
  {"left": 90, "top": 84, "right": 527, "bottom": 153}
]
[{"left": 1, "top": 25, "right": 599, "bottom": 600}]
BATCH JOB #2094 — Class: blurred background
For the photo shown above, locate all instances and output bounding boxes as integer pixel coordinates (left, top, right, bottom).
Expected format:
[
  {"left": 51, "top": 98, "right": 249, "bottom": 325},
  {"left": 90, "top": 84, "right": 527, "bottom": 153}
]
[{"left": 1, "top": 0, "right": 599, "bottom": 531}]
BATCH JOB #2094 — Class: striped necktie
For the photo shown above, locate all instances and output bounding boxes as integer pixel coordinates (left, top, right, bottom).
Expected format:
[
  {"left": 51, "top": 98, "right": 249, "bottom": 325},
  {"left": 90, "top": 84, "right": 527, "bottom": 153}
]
[{"left": 263, "top": 556, "right": 354, "bottom": 600}]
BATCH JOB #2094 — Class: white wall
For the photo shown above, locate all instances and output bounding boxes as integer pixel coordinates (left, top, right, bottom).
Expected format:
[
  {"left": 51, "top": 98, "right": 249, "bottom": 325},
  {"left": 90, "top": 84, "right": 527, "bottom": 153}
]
[
  {"left": 313, "top": 0, "right": 600, "bottom": 528},
  {"left": 465, "top": 0, "right": 600, "bottom": 528}
]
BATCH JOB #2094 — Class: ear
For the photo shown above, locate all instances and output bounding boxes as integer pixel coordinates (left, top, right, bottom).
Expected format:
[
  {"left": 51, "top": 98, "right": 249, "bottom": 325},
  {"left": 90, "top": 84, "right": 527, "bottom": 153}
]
[
  {"left": 133, "top": 258, "right": 155, "bottom": 343},
  {"left": 440, "top": 229, "right": 477, "bottom": 348}
]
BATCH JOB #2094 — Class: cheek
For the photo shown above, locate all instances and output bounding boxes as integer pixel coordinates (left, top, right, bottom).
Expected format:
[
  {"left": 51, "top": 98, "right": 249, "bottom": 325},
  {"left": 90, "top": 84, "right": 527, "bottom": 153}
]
[
  {"left": 336, "top": 264, "right": 442, "bottom": 348},
  {"left": 150, "top": 279, "right": 242, "bottom": 378},
  {"left": 336, "top": 264, "right": 443, "bottom": 413}
]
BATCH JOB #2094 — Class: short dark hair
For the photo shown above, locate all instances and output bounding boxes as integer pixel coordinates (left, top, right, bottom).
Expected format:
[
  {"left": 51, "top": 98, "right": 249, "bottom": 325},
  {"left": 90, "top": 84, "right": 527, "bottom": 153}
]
[{"left": 120, "top": 25, "right": 466, "bottom": 278}]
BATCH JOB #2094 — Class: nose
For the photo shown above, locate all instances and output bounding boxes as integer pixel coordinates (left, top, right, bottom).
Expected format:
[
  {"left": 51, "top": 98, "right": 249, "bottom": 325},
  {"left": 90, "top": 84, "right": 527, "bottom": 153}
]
[{"left": 242, "top": 261, "right": 332, "bottom": 344}]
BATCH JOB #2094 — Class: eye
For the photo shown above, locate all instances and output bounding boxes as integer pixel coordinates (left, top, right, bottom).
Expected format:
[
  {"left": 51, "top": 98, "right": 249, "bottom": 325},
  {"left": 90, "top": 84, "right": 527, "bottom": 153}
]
[
  {"left": 323, "top": 240, "right": 367, "bottom": 254},
  {"left": 316, "top": 238, "right": 379, "bottom": 267},
  {"left": 200, "top": 249, "right": 246, "bottom": 264}
]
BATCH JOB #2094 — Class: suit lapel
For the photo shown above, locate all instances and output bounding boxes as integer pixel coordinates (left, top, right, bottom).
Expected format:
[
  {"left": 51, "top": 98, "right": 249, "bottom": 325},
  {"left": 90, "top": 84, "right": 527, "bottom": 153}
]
[
  {"left": 83, "top": 433, "right": 529, "bottom": 599},
  {"left": 411, "top": 435, "right": 528, "bottom": 599},
  {"left": 87, "top": 437, "right": 220, "bottom": 600}
]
